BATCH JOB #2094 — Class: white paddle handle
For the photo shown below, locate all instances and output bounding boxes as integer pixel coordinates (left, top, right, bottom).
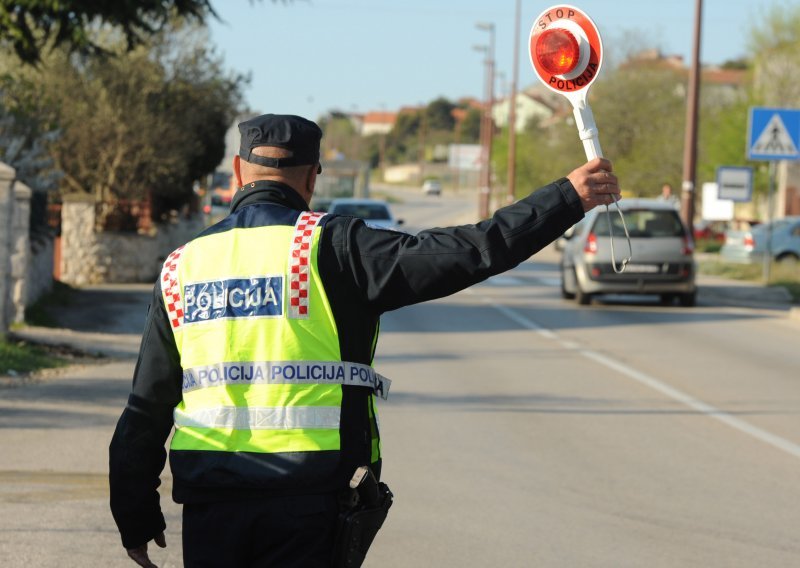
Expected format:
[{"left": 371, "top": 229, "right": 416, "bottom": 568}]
[{"left": 571, "top": 99, "right": 603, "bottom": 160}]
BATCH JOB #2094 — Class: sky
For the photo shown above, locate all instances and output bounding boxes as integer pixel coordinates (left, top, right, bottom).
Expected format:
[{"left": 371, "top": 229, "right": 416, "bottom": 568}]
[{"left": 208, "top": 0, "right": 768, "bottom": 121}]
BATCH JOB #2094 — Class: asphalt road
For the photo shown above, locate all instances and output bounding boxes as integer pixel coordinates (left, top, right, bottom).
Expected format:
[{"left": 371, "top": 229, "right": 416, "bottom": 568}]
[{"left": 1, "top": 185, "right": 798, "bottom": 567}]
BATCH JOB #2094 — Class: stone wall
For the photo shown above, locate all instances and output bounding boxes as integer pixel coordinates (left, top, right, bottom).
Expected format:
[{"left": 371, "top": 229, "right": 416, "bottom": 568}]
[
  {"left": 60, "top": 198, "right": 204, "bottom": 285},
  {"left": 0, "top": 163, "right": 14, "bottom": 334},
  {"left": 9, "top": 181, "right": 32, "bottom": 324},
  {"left": 0, "top": 174, "right": 55, "bottom": 327}
]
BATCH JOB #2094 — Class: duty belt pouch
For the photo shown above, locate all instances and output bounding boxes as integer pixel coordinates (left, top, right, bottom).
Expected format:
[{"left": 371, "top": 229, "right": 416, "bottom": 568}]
[{"left": 333, "top": 466, "right": 393, "bottom": 568}]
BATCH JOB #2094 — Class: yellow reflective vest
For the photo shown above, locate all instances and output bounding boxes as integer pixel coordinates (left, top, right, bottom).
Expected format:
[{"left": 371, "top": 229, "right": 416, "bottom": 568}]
[{"left": 160, "top": 208, "right": 383, "bottom": 486}]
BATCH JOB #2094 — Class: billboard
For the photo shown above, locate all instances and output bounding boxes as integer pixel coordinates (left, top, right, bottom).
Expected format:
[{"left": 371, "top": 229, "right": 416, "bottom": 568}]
[{"left": 448, "top": 144, "right": 482, "bottom": 172}]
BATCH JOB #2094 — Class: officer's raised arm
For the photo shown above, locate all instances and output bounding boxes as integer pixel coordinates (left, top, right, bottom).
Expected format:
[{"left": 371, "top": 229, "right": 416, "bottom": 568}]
[{"left": 338, "top": 157, "right": 618, "bottom": 313}]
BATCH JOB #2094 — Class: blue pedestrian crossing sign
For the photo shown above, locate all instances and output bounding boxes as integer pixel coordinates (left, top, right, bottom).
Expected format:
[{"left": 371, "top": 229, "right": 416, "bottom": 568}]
[{"left": 748, "top": 107, "right": 800, "bottom": 161}]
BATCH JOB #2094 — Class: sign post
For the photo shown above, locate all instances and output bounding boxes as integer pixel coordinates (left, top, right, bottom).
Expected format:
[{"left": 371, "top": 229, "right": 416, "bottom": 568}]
[
  {"left": 716, "top": 166, "right": 753, "bottom": 203},
  {"left": 747, "top": 107, "right": 800, "bottom": 281}
]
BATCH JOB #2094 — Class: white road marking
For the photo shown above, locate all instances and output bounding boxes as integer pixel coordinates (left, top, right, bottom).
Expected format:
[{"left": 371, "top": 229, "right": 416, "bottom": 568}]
[
  {"left": 486, "top": 276, "right": 524, "bottom": 286},
  {"left": 477, "top": 295, "right": 800, "bottom": 460}
]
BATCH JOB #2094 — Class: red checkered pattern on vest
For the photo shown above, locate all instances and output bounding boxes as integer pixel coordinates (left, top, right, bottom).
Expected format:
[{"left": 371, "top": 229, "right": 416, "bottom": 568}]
[
  {"left": 288, "top": 212, "right": 325, "bottom": 319},
  {"left": 160, "top": 245, "right": 186, "bottom": 330}
]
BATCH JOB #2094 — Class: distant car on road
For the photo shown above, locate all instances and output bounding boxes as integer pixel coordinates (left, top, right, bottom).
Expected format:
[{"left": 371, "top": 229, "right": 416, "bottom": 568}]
[
  {"left": 422, "top": 179, "right": 442, "bottom": 196},
  {"left": 560, "top": 199, "right": 696, "bottom": 306},
  {"left": 720, "top": 216, "right": 800, "bottom": 264},
  {"left": 327, "top": 198, "right": 404, "bottom": 230}
]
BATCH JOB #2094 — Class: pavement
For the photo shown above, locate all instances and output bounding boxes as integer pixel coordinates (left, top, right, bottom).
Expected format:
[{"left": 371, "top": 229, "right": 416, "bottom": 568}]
[
  {"left": 8, "top": 265, "right": 797, "bottom": 366},
  {"left": 0, "top": 259, "right": 797, "bottom": 566},
  {"left": 0, "top": 284, "right": 185, "bottom": 567}
]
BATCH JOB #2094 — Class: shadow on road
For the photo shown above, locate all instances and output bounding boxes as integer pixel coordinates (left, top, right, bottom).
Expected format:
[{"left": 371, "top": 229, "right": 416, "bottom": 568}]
[
  {"left": 381, "top": 300, "right": 768, "bottom": 334},
  {"left": 46, "top": 284, "right": 152, "bottom": 335},
  {"left": 385, "top": 391, "right": 799, "bottom": 417}
]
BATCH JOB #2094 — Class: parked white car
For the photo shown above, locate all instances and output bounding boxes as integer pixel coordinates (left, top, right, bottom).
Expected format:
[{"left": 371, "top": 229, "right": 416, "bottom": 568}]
[{"left": 422, "top": 180, "right": 442, "bottom": 196}]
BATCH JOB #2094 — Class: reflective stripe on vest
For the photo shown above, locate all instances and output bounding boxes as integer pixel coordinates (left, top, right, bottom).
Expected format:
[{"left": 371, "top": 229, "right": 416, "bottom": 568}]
[
  {"left": 174, "top": 405, "right": 341, "bottom": 430},
  {"left": 182, "top": 360, "right": 391, "bottom": 400},
  {"left": 160, "top": 210, "right": 383, "bottom": 463}
]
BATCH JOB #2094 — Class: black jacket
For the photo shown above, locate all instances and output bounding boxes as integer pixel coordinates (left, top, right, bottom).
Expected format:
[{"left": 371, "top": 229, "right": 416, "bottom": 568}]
[{"left": 109, "top": 179, "right": 584, "bottom": 548}]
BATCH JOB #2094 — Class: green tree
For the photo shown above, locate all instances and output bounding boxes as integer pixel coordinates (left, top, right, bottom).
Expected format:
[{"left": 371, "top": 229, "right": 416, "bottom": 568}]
[
  {"left": 748, "top": 2, "right": 800, "bottom": 106},
  {"left": 2, "top": 20, "right": 245, "bottom": 215},
  {"left": 0, "top": 0, "right": 212, "bottom": 64},
  {"left": 0, "top": 85, "right": 59, "bottom": 193},
  {"left": 493, "top": 119, "right": 583, "bottom": 199},
  {"left": 0, "top": 1, "right": 292, "bottom": 65},
  {"left": 459, "top": 107, "right": 482, "bottom": 143},
  {"left": 590, "top": 65, "right": 686, "bottom": 195},
  {"left": 318, "top": 113, "right": 361, "bottom": 160},
  {"left": 384, "top": 110, "right": 420, "bottom": 164},
  {"left": 425, "top": 98, "right": 455, "bottom": 131},
  {"left": 697, "top": 89, "right": 771, "bottom": 197}
]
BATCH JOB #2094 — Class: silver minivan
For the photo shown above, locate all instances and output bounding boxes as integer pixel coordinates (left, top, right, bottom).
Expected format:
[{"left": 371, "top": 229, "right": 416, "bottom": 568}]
[{"left": 560, "top": 199, "right": 696, "bottom": 306}]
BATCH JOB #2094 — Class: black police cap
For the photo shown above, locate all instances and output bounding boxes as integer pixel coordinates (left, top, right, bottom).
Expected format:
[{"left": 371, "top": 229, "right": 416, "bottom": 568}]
[{"left": 238, "top": 114, "right": 322, "bottom": 169}]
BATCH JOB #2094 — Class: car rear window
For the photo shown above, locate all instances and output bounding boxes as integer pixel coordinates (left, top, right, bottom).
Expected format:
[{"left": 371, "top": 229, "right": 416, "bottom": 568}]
[
  {"left": 331, "top": 203, "right": 391, "bottom": 220},
  {"left": 592, "top": 209, "right": 685, "bottom": 238}
]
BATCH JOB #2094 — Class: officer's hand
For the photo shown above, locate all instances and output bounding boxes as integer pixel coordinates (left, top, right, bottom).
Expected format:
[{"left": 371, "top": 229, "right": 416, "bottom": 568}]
[
  {"left": 567, "top": 158, "right": 620, "bottom": 212},
  {"left": 126, "top": 532, "right": 166, "bottom": 568}
]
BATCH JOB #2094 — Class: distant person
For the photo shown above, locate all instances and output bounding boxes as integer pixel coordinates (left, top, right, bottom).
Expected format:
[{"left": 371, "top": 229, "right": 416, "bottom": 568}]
[
  {"left": 659, "top": 183, "right": 680, "bottom": 208},
  {"left": 109, "top": 113, "right": 620, "bottom": 567}
]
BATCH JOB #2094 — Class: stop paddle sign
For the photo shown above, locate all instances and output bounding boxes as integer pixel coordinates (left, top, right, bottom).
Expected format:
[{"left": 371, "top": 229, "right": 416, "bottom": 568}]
[
  {"left": 529, "top": 5, "right": 604, "bottom": 159},
  {"left": 529, "top": 6, "right": 632, "bottom": 272}
]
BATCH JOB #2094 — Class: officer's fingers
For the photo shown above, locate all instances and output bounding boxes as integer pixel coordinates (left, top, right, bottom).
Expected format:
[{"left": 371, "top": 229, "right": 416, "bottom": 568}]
[
  {"left": 154, "top": 533, "right": 167, "bottom": 549},
  {"left": 587, "top": 170, "right": 618, "bottom": 189},
  {"left": 126, "top": 545, "right": 158, "bottom": 568},
  {"left": 583, "top": 157, "right": 613, "bottom": 173}
]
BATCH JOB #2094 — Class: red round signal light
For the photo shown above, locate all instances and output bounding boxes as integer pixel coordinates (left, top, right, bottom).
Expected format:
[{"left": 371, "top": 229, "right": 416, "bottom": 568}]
[{"left": 535, "top": 28, "right": 580, "bottom": 75}]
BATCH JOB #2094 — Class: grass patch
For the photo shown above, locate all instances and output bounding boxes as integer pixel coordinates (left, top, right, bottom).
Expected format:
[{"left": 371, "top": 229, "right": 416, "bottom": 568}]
[
  {"left": 698, "top": 257, "right": 800, "bottom": 303},
  {"left": 0, "top": 339, "right": 70, "bottom": 376},
  {"left": 695, "top": 239, "right": 723, "bottom": 254},
  {"left": 24, "top": 280, "right": 76, "bottom": 327},
  {"left": 774, "top": 280, "right": 800, "bottom": 302}
]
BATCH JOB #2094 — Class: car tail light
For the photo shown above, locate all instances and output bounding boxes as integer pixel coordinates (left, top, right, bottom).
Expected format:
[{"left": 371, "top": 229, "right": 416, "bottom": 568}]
[
  {"left": 743, "top": 233, "right": 755, "bottom": 251},
  {"left": 681, "top": 236, "right": 694, "bottom": 256},
  {"left": 584, "top": 232, "right": 598, "bottom": 254}
]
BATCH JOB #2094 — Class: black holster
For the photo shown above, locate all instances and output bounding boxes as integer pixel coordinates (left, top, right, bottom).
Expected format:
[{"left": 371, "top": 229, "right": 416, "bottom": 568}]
[{"left": 332, "top": 466, "right": 393, "bottom": 568}]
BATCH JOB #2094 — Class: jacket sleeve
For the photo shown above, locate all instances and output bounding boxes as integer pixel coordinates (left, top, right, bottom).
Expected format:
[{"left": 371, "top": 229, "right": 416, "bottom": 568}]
[
  {"left": 329, "top": 178, "right": 584, "bottom": 313},
  {"left": 109, "top": 283, "right": 183, "bottom": 549}
]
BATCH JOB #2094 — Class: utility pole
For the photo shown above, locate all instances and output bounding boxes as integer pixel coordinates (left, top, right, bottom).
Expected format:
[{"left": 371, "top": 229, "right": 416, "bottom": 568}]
[
  {"left": 476, "top": 22, "right": 495, "bottom": 218},
  {"left": 474, "top": 44, "right": 490, "bottom": 218},
  {"left": 506, "top": 0, "right": 521, "bottom": 204},
  {"left": 417, "top": 104, "right": 427, "bottom": 183},
  {"left": 680, "top": 0, "right": 703, "bottom": 236},
  {"left": 453, "top": 110, "right": 463, "bottom": 194}
]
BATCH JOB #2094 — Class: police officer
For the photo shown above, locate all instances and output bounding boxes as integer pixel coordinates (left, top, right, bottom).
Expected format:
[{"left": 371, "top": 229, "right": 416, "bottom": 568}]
[{"left": 109, "top": 114, "right": 619, "bottom": 567}]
